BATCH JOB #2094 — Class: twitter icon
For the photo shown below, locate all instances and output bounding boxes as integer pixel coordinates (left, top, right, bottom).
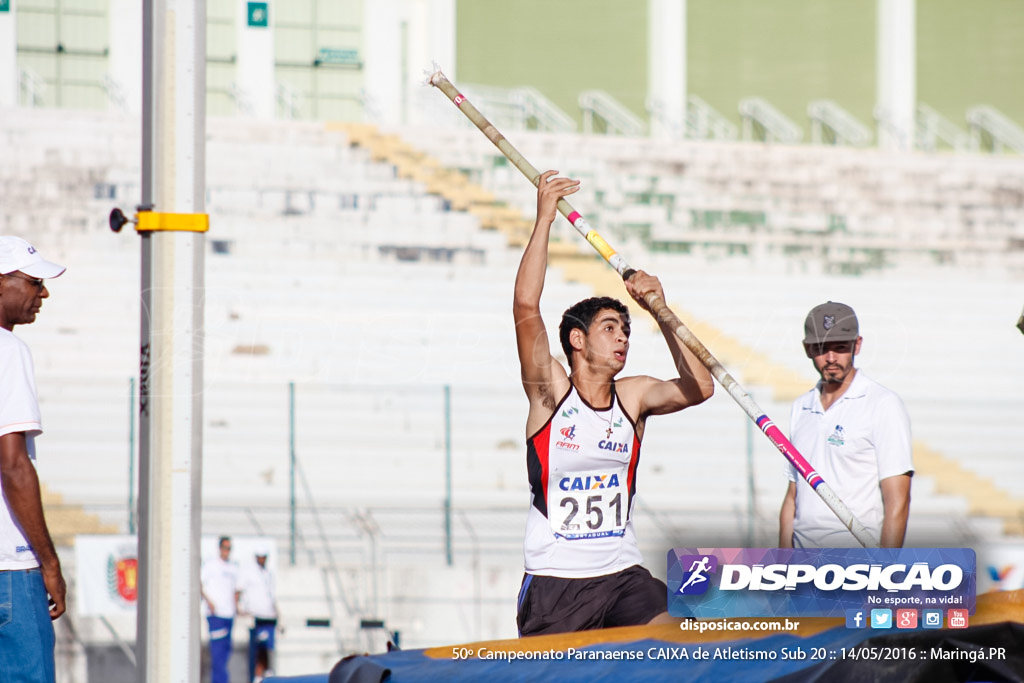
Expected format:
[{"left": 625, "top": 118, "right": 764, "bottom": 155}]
[{"left": 871, "top": 609, "right": 893, "bottom": 629}]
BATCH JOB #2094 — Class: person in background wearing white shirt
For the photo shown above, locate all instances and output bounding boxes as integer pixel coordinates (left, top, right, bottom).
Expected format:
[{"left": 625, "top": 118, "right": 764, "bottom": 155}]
[
  {"left": 238, "top": 540, "right": 278, "bottom": 683},
  {"left": 201, "top": 536, "right": 239, "bottom": 683},
  {"left": 0, "top": 236, "right": 67, "bottom": 683},
  {"left": 779, "top": 301, "right": 913, "bottom": 548}
]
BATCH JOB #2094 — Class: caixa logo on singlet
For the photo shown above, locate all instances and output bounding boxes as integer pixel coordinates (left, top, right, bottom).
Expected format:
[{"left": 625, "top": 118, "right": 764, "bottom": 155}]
[{"left": 558, "top": 473, "right": 621, "bottom": 491}]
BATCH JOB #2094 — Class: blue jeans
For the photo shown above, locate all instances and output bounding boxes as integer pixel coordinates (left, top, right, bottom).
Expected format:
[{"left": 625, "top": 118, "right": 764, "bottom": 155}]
[
  {"left": 207, "top": 615, "right": 234, "bottom": 683},
  {"left": 0, "top": 568, "right": 56, "bottom": 683}
]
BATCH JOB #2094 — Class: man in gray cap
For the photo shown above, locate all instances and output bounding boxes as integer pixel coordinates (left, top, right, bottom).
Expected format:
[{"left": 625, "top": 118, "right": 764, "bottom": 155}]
[
  {"left": 0, "top": 236, "right": 67, "bottom": 683},
  {"left": 779, "top": 301, "right": 913, "bottom": 548}
]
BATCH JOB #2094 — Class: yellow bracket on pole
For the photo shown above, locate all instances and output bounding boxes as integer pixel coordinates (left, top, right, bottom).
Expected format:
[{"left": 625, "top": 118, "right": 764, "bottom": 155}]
[{"left": 135, "top": 212, "right": 210, "bottom": 233}]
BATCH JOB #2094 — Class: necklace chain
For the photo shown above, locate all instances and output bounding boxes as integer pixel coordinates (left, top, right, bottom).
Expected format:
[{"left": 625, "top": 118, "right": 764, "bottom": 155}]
[{"left": 577, "top": 395, "right": 615, "bottom": 438}]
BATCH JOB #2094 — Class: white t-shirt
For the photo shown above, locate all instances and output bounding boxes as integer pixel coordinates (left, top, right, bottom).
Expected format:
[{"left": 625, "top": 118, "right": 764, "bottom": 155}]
[
  {"left": 787, "top": 371, "right": 913, "bottom": 548},
  {"left": 0, "top": 329, "right": 43, "bottom": 571},
  {"left": 201, "top": 556, "right": 239, "bottom": 618},
  {"left": 238, "top": 564, "right": 277, "bottom": 620}
]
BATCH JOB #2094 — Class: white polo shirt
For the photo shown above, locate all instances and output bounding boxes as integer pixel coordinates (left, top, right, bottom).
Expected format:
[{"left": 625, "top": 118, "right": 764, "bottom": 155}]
[
  {"left": 238, "top": 564, "right": 277, "bottom": 620},
  {"left": 0, "top": 329, "right": 44, "bottom": 571},
  {"left": 201, "top": 556, "right": 239, "bottom": 618},
  {"left": 787, "top": 370, "right": 913, "bottom": 548}
]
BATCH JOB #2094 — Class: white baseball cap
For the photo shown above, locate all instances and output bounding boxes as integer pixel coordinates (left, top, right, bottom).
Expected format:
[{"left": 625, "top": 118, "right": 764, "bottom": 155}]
[
  {"left": 0, "top": 236, "right": 66, "bottom": 278},
  {"left": 254, "top": 540, "right": 271, "bottom": 557}
]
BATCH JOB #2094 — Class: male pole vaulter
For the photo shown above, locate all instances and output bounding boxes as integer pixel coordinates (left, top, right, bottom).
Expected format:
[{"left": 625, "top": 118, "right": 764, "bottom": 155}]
[{"left": 513, "top": 172, "right": 715, "bottom": 637}]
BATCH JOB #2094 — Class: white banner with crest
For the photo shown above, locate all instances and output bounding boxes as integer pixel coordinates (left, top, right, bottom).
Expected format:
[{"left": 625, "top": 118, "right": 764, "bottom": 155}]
[{"left": 75, "top": 534, "right": 138, "bottom": 616}]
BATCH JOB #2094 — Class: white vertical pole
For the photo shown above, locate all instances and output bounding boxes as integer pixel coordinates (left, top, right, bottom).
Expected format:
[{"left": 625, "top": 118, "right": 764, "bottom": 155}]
[
  {"left": 877, "top": 0, "right": 916, "bottom": 151},
  {"left": 236, "top": 0, "right": 274, "bottom": 118},
  {"left": 109, "top": 0, "right": 143, "bottom": 113},
  {"left": 363, "top": 0, "right": 403, "bottom": 124},
  {"left": 137, "top": 1, "right": 206, "bottom": 682},
  {"left": 402, "top": 0, "right": 455, "bottom": 126},
  {"left": 427, "top": 0, "right": 456, "bottom": 83},
  {"left": 0, "top": 0, "right": 17, "bottom": 108},
  {"left": 647, "top": 0, "right": 686, "bottom": 140}
]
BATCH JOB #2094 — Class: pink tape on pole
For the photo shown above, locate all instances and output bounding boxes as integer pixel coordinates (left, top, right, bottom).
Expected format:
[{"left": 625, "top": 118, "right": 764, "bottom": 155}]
[
  {"left": 454, "top": 94, "right": 465, "bottom": 107},
  {"left": 567, "top": 211, "right": 582, "bottom": 225},
  {"left": 757, "top": 416, "right": 823, "bottom": 489}
]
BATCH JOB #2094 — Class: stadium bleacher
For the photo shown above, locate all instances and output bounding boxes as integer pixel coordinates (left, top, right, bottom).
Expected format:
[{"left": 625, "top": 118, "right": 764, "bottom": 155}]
[{"left": 6, "top": 107, "right": 1024, "bottom": 658}]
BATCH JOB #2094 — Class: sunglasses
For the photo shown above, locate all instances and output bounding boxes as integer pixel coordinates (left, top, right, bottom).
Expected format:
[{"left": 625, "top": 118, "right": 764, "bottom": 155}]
[{"left": 5, "top": 273, "right": 45, "bottom": 290}]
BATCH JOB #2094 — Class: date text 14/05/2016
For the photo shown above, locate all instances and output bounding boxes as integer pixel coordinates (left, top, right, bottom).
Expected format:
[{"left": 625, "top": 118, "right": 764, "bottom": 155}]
[
  {"left": 841, "top": 646, "right": 1007, "bottom": 662},
  {"left": 451, "top": 646, "right": 1008, "bottom": 663}
]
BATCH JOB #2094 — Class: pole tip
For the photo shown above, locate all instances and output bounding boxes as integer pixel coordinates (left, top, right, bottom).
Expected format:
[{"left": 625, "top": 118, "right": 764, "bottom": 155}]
[{"left": 425, "top": 62, "right": 447, "bottom": 87}]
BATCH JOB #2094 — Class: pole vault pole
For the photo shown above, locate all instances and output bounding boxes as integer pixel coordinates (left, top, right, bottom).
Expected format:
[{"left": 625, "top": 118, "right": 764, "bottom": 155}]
[{"left": 428, "top": 69, "right": 877, "bottom": 549}]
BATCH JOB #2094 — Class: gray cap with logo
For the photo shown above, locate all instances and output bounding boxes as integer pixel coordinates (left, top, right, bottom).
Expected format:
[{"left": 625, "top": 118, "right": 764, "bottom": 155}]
[{"left": 803, "top": 301, "right": 859, "bottom": 345}]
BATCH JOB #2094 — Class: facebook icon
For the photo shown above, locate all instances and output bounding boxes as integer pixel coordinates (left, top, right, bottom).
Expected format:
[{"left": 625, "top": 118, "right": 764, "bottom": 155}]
[{"left": 845, "top": 609, "right": 866, "bottom": 629}]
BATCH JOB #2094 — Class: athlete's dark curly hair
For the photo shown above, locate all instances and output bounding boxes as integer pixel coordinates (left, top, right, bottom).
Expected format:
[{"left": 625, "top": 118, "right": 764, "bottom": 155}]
[{"left": 558, "top": 297, "right": 630, "bottom": 368}]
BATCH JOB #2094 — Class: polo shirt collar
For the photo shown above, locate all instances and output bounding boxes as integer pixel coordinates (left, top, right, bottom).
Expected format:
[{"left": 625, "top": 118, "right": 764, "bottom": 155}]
[{"left": 815, "top": 369, "right": 869, "bottom": 408}]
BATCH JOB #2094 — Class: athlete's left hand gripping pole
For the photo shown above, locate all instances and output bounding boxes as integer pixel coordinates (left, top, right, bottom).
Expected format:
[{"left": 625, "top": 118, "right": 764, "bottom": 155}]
[{"left": 429, "top": 69, "right": 878, "bottom": 548}]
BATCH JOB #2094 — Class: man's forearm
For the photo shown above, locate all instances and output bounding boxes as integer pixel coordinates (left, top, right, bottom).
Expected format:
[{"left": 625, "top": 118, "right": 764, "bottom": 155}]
[
  {"left": 879, "top": 474, "right": 911, "bottom": 548},
  {"left": 1, "top": 460, "right": 60, "bottom": 568},
  {"left": 514, "top": 217, "right": 552, "bottom": 312},
  {"left": 879, "top": 510, "right": 909, "bottom": 548},
  {"left": 658, "top": 317, "right": 713, "bottom": 393}
]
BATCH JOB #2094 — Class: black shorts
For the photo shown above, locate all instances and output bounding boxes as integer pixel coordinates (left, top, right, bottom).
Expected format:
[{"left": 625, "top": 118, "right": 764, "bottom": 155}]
[{"left": 516, "top": 565, "right": 668, "bottom": 637}]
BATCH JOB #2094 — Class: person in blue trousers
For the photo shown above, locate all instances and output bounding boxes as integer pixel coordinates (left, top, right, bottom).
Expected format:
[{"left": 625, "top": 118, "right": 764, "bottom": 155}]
[{"left": 202, "top": 536, "right": 239, "bottom": 683}]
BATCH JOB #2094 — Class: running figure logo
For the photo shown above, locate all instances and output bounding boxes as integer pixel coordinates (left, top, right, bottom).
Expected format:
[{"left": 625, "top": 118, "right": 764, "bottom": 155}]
[{"left": 676, "top": 554, "right": 718, "bottom": 595}]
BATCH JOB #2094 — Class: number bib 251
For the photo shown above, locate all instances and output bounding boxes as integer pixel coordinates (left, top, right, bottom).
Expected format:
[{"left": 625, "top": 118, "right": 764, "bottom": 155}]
[{"left": 548, "top": 467, "right": 628, "bottom": 540}]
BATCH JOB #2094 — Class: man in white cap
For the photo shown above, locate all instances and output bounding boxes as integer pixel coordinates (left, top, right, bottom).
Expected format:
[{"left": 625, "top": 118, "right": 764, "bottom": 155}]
[
  {"left": 0, "top": 236, "right": 67, "bottom": 683},
  {"left": 238, "top": 540, "right": 278, "bottom": 682},
  {"left": 779, "top": 301, "right": 913, "bottom": 549}
]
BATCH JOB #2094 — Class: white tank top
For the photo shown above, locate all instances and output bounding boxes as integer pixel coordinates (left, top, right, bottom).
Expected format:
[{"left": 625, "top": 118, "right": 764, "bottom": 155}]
[{"left": 523, "top": 384, "right": 644, "bottom": 578}]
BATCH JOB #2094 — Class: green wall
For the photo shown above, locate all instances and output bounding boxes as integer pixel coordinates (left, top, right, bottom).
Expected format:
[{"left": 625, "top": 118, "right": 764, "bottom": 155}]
[
  {"left": 918, "top": 0, "right": 1024, "bottom": 127},
  {"left": 457, "top": 0, "right": 648, "bottom": 121},
  {"left": 688, "top": 0, "right": 875, "bottom": 133},
  {"left": 457, "top": 0, "right": 1024, "bottom": 133}
]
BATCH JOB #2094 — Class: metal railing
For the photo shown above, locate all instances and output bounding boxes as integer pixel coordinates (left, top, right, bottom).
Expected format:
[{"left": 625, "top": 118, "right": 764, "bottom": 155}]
[
  {"left": 460, "top": 83, "right": 576, "bottom": 133},
  {"left": 579, "top": 89, "right": 646, "bottom": 137},
  {"left": 686, "top": 94, "right": 738, "bottom": 141},
  {"left": 808, "top": 99, "right": 873, "bottom": 147},
  {"left": 915, "top": 103, "right": 970, "bottom": 152},
  {"left": 738, "top": 97, "right": 803, "bottom": 144},
  {"left": 967, "top": 104, "right": 1024, "bottom": 155},
  {"left": 19, "top": 68, "right": 47, "bottom": 107}
]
